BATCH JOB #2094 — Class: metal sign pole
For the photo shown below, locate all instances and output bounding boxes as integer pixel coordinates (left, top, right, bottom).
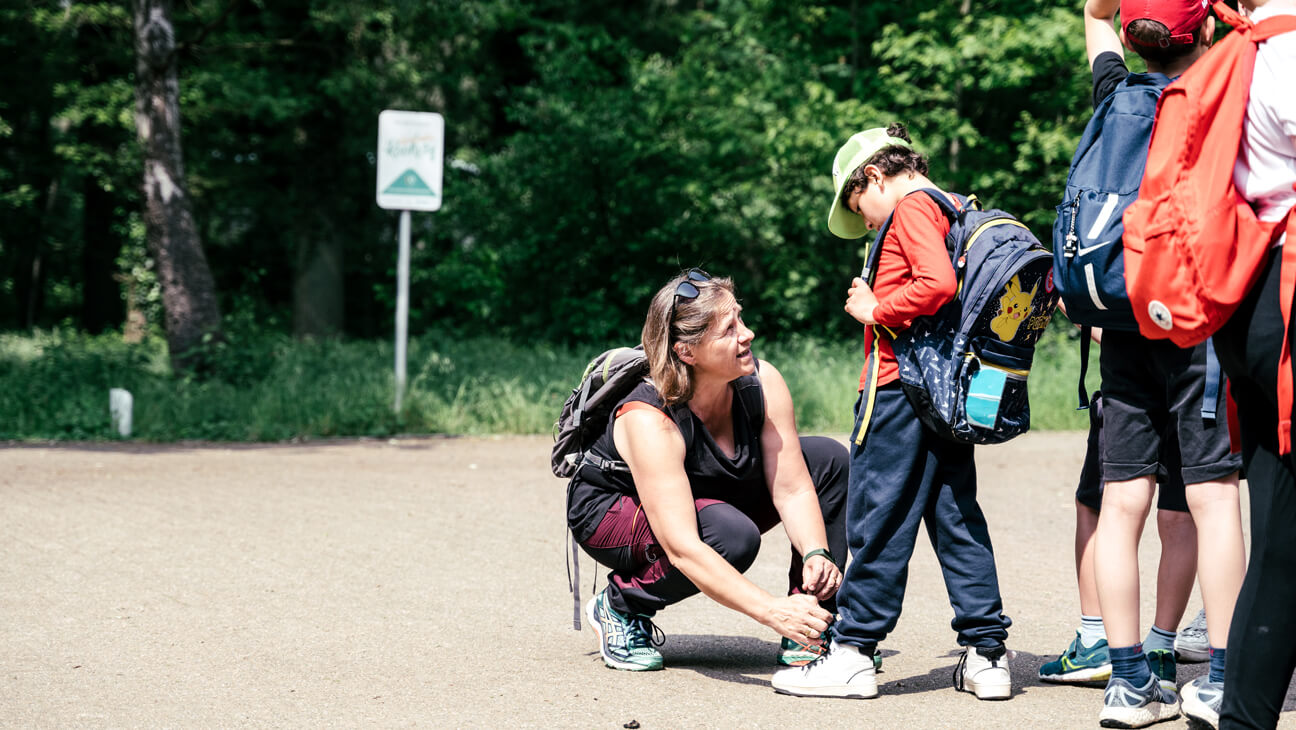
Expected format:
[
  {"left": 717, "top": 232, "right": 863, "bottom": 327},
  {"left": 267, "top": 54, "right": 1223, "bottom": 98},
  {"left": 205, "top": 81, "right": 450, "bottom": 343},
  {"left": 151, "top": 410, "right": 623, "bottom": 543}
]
[
  {"left": 376, "top": 110, "right": 443, "bottom": 415},
  {"left": 394, "top": 209, "right": 411, "bottom": 413}
]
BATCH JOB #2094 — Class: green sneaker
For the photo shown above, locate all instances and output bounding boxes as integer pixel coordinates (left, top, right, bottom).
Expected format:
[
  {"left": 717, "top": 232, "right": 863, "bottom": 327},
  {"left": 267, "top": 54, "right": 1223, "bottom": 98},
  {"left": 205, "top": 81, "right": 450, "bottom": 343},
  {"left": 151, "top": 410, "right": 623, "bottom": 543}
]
[
  {"left": 777, "top": 626, "right": 883, "bottom": 669},
  {"left": 778, "top": 636, "right": 826, "bottom": 666},
  {"left": 777, "top": 634, "right": 882, "bottom": 670},
  {"left": 585, "top": 591, "right": 664, "bottom": 671},
  {"left": 1146, "top": 649, "right": 1177, "bottom": 692},
  {"left": 1039, "top": 632, "right": 1111, "bottom": 684}
]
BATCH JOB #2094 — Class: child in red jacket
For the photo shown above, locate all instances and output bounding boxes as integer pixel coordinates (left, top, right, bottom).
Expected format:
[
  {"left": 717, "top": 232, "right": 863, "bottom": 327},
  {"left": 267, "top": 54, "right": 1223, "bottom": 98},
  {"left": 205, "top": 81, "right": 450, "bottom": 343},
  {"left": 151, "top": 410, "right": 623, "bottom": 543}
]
[{"left": 772, "top": 123, "right": 1013, "bottom": 701}]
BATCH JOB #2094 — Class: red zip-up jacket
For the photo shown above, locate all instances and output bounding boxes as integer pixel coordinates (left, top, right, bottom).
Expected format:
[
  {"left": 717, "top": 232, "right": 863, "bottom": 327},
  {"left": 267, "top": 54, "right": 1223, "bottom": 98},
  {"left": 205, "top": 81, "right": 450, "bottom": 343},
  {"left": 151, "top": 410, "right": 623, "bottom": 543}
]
[{"left": 859, "top": 191, "right": 958, "bottom": 390}]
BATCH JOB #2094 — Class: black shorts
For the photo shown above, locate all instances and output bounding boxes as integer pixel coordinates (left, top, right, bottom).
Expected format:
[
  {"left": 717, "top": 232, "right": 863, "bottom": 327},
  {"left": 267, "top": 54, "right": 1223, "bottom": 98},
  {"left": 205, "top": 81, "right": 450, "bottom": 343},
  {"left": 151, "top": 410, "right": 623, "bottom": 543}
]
[
  {"left": 1097, "top": 332, "right": 1241, "bottom": 486},
  {"left": 1075, "top": 391, "right": 1188, "bottom": 512}
]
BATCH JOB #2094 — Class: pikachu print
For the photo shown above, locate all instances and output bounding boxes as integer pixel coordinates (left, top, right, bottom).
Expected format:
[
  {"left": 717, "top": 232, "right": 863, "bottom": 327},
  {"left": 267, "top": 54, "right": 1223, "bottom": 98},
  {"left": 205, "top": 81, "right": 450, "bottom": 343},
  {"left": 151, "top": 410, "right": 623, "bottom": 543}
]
[{"left": 990, "top": 275, "right": 1039, "bottom": 342}]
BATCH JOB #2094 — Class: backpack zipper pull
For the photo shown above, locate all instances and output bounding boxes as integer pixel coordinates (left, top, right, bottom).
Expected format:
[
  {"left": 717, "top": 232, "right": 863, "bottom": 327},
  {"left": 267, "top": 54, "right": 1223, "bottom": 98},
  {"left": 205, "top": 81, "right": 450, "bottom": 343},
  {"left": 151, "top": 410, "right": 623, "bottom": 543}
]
[{"left": 1064, "top": 198, "right": 1080, "bottom": 259}]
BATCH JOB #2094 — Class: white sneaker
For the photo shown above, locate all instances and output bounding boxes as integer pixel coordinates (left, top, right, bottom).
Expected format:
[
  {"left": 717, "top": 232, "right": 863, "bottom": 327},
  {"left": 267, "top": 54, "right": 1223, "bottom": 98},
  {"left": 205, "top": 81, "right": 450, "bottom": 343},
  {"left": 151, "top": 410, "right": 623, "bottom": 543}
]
[
  {"left": 954, "top": 646, "right": 1012, "bottom": 700},
  {"left": 1175, "top": 608, "right": 1209, "bottom": 663},
  {"left": 771, "top": 640, "right": 878, "bottom": 699}
]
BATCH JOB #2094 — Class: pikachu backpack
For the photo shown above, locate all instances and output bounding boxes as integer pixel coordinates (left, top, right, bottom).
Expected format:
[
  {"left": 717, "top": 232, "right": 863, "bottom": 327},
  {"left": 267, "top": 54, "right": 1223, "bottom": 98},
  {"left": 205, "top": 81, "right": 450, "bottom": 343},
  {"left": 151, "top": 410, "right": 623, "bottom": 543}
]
[{"left": 859, "top": 189, "right": 1059, "bottom": 445}]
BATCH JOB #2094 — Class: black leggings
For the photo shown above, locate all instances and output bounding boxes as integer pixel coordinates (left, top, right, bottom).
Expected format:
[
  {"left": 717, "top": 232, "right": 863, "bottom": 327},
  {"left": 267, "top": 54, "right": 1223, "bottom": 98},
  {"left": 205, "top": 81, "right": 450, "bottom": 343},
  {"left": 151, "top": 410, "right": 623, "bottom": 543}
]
[
  {"left": 580, "top": 435, "right": 848, "bottom": 617},
  {"left": 1214, "top": 248, "right": 1296, "bottom": 729}
]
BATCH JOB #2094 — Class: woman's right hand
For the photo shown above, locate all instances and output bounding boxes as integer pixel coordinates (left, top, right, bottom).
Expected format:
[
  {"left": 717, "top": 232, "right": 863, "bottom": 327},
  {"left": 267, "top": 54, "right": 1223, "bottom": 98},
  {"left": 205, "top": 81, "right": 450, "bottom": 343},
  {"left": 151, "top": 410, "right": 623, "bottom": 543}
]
[{"left": 761, "top": 593, "right": 833, "bottom": 646}]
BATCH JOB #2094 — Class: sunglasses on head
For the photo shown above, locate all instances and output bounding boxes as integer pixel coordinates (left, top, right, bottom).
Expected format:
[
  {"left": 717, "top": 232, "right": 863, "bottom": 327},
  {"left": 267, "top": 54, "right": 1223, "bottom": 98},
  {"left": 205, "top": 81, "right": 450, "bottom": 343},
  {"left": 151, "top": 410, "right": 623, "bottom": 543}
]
[{"left": 671, "top": 268, "right": 712, "bottom": 321}]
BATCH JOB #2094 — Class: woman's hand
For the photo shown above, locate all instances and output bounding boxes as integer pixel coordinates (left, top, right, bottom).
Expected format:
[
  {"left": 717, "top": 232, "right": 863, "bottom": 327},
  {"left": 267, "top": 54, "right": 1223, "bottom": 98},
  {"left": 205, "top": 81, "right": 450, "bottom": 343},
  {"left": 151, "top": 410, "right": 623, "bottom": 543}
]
[
  {"left": 761, "top": 593, "right": 834, "bottom": 646},
  {"left": 845, "top": 277, "right": 879, "bottom": 325},
  {"left": 801, "top": 554, "right": 842, "bottom": 602}
]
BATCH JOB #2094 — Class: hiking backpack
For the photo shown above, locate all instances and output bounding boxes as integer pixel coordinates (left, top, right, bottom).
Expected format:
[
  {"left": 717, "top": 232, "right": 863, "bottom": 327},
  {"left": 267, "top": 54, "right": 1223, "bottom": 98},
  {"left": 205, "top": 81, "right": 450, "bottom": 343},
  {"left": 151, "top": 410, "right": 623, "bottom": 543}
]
[
  {"left": 550, "top": 345, "right": 652, "bottom": 479},
  {"left": 1053, "top": 72, "right": 1171, "bottom": 330},
  {"left": 856, "top": 189, "right": 1059, "bottom": 446},
  {"left": 1122, "top": 2, "right": 1296, "bottom": 451}
]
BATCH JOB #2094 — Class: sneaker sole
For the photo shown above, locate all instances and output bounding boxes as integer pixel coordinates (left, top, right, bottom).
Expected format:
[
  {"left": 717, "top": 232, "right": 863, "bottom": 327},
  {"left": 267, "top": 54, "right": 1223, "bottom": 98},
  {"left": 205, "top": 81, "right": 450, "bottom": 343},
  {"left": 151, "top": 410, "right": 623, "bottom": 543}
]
[
  {"left": 585, "top": 598, "right": 663, "bottom": 672},
  {"left": 1175, "top": 647, "right": 1210, "bottom": 663},
  {"left": 1040, "top": 665, "right": 1113, "bottom": 684},
  {"left": 1182, "top": 690, "right": 1219, "bottom": 729},
  {"left": 771, "top": 682, "right": 878, "bottom": 699},
  {"left": 1098, "top": 700, "right": 1181, "bottom": 728},
  {"left": 964, "top": 679, "right": 1012, "bottom": 701}
]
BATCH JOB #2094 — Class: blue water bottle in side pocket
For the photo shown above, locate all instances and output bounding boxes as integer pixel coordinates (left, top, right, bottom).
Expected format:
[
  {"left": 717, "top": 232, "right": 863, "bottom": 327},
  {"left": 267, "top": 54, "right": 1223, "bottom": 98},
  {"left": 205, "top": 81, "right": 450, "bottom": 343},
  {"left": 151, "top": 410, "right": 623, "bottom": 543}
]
[{"left": 965, "top": 365, "right": 1008, "bottom": 429}]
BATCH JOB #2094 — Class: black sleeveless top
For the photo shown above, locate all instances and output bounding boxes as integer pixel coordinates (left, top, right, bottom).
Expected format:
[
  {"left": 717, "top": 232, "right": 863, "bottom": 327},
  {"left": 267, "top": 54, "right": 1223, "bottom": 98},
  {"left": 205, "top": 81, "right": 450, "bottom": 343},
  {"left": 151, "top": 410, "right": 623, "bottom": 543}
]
[{"left": 566, "top": 376, "right": 765, "bottom": 542}]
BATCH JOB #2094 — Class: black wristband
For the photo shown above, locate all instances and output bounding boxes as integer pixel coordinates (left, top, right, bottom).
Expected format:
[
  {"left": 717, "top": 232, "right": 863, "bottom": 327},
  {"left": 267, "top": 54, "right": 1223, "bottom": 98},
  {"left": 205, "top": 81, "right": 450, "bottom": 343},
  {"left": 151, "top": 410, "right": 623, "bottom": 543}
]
[{"left": 803, "top": 548, "right": 833, "bottom": 563}]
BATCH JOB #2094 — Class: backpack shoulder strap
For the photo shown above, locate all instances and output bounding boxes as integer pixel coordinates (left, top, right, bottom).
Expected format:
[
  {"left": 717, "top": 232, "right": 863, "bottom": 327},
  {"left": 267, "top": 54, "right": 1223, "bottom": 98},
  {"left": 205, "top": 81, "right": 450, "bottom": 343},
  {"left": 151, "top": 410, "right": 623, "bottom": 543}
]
[
  {"left": 917, "top": 187, "right": 964, "bottom": 223},
  {"left": 861, "top": 210, "right": 897, "bottom": 285},
  {"left": 734, "top": 374, "right": 766, "bottom": 435},
  {"left": 1245, "top": 6, "right": 1296, "bottom": 40}
]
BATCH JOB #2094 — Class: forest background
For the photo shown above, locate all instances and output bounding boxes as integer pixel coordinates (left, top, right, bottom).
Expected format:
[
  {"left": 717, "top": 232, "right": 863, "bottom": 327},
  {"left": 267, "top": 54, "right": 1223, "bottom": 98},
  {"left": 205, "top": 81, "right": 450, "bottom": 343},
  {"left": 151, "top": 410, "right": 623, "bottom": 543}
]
[{"left": 1, "top": 0, "right": 1122, "bottom": 440}]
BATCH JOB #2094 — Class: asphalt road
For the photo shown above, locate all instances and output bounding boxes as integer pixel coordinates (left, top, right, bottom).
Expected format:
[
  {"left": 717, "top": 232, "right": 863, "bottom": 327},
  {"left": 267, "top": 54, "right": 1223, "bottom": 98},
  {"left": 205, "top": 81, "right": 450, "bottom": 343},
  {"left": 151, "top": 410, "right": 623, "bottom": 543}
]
[{"left": 2, "top": 433, "right": 1293, "bottom": 729}]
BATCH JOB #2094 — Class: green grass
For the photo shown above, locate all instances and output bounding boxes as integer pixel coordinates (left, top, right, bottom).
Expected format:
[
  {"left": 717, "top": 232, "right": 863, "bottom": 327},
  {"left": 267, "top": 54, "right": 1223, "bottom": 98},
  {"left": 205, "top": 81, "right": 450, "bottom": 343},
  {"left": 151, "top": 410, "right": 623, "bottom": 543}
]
[{"left": 0, "top": 322, "right": 1092, "bottom": 442}]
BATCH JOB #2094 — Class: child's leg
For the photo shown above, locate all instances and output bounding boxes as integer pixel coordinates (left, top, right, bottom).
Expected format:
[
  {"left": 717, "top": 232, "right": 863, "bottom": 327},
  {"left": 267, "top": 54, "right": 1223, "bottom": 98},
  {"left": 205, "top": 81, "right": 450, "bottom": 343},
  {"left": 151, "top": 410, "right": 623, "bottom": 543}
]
[
  {"left": 1151, "top": 508, "right": 1195, "bottom": 636},
  {"left": 1184, "top": 477, "right": 1243, "bottom": 650},
  {"left": 924, "top": 438, "right": 1010, "bottom": 650},
  {"left": 1076, "top": 500, "right": 1102, "bottom": 620},
  {"left": 1163, "top": 339, "right": 1244, "bottom": 657},
  {"left": 1094, "top": 475, "right": 1156, "bottom": 649},
  {"left": 1093, "top": 332, "right": 1177, "bottom": 660},
  {"left": 1075, "top": 395, "right": 1106, "bottom": 624},
  {"left": 835, "top": 386, "right": 932, "bottom": 652},
  {"left": 1152, "top": 464, "right": 1196, "bottom": 637}
]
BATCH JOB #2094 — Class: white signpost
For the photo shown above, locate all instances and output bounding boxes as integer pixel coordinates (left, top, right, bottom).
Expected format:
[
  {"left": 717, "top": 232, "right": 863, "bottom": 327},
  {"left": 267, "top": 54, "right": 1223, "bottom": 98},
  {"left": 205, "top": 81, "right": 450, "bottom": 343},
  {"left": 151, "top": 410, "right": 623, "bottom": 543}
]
[{"left": 377, "top": 110, "right": 444, "bottom": 413}]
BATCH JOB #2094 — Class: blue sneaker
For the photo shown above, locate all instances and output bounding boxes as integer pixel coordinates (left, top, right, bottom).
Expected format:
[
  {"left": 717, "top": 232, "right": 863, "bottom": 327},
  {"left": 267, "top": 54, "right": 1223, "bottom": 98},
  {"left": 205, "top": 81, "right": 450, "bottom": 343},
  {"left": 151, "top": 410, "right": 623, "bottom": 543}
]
[
  {"left": 585, "top": 590, "right": 664, "bottom": 671},
  {"left": 1040, "top": 632, "right": 1112, "bottom": 684},
  {"left": 1099, "top": 674, "right": 1180, "bottom": 728},
  {"left": 1182, "top": 675, "right": 1222, "bottom": 729}
]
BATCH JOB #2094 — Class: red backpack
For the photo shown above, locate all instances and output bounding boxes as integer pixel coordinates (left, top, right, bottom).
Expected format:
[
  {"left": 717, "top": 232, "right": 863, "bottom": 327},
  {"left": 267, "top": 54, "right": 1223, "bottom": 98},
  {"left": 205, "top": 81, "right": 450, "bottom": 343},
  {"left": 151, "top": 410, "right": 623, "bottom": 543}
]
[{"left": 1122, "top": 2, "right": 1296, "bottom": 452}]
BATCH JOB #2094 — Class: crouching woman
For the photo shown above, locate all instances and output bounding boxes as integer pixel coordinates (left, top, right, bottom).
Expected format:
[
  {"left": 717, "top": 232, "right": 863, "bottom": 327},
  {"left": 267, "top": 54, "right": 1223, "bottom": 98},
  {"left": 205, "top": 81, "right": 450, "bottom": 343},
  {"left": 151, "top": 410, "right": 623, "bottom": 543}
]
[{"left": 567, "top": 269, "right": 848, "bottom": 671}]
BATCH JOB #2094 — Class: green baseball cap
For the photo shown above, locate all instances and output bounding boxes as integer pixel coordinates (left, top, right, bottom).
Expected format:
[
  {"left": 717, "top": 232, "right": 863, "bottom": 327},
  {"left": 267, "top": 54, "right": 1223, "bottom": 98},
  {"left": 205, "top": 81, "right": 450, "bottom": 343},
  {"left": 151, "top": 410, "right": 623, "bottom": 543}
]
[{"left": 827, "top": 127, "right": 911, "bottom": 239}]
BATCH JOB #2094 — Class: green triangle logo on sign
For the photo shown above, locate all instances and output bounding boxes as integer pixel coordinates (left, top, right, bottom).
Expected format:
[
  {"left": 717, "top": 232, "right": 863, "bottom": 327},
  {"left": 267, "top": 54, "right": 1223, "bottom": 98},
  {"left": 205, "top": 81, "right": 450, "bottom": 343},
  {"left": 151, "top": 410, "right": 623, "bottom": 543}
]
[{"left": 383, "top": 169, "right": 437, "bottom": 197}]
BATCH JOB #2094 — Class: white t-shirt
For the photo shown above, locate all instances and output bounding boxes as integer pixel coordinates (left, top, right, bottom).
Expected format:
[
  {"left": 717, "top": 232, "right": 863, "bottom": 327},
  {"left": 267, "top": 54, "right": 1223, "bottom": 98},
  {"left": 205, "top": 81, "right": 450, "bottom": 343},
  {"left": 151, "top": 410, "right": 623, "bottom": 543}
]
[{"left": 1234, "top": 4, "right": 1296, "bottom": 224}]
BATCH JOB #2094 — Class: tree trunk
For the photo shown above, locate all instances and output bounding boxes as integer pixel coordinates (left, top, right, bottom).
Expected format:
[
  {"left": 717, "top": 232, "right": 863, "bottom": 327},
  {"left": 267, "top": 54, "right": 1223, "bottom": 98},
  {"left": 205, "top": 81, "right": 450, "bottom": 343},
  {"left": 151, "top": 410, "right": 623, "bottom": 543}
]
[
  {"left": 293, "top": 219, "right": 345, "bottom": 338},
  {"left": 133, "top": 0, "right": 222, "bottom": 370}
]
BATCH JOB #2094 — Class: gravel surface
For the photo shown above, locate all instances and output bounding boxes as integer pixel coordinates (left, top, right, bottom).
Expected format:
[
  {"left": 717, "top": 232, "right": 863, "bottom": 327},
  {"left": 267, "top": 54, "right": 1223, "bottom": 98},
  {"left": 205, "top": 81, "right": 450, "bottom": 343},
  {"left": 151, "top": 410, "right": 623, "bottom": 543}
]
[{"left": 2, "top": 433, "right": 1292, "bottom": 729}]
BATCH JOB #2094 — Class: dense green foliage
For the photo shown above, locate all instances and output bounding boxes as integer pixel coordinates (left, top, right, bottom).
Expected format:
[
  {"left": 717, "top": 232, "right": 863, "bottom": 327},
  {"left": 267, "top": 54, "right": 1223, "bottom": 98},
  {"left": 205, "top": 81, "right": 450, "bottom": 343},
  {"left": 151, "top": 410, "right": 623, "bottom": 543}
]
[
  {"left": 0, "top": 324, "right": 1091, "bottom": 441},
  {"left": 3, "top": 0, "right": 1093, "bottom": 345}
]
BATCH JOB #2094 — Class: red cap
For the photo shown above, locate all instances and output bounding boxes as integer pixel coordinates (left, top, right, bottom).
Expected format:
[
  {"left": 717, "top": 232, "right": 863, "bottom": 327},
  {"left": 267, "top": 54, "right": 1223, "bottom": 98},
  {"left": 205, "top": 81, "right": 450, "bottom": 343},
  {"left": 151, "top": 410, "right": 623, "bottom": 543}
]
[{"left": 1121, "top": 0, "right": 1210, "bottom": 47}]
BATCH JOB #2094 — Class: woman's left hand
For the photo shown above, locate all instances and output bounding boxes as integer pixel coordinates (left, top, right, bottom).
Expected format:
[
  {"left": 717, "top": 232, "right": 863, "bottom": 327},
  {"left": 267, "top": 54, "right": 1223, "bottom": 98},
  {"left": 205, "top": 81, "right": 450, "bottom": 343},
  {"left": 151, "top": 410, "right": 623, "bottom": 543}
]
[{"left": 801, "top": 554, "right": 842, "bottom": 601}]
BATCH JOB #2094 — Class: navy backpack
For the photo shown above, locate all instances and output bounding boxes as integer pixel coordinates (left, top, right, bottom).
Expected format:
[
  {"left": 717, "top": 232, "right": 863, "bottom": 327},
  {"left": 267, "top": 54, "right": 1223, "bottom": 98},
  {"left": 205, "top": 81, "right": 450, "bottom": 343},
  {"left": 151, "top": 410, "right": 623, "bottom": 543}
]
[
  {"left": 1053, "top": 72, "right": 1170, "bottom": 330},
  {"left": 857, "top": 189, "right": 1059, "bottom": 446}
]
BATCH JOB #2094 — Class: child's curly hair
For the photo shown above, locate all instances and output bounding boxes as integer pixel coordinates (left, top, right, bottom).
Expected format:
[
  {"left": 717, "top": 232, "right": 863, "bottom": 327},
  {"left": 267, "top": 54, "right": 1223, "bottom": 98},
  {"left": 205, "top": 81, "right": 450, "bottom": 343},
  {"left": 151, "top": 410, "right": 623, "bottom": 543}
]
[{"left": 838, "top": 123, "right": 930, "bottom": 209}]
